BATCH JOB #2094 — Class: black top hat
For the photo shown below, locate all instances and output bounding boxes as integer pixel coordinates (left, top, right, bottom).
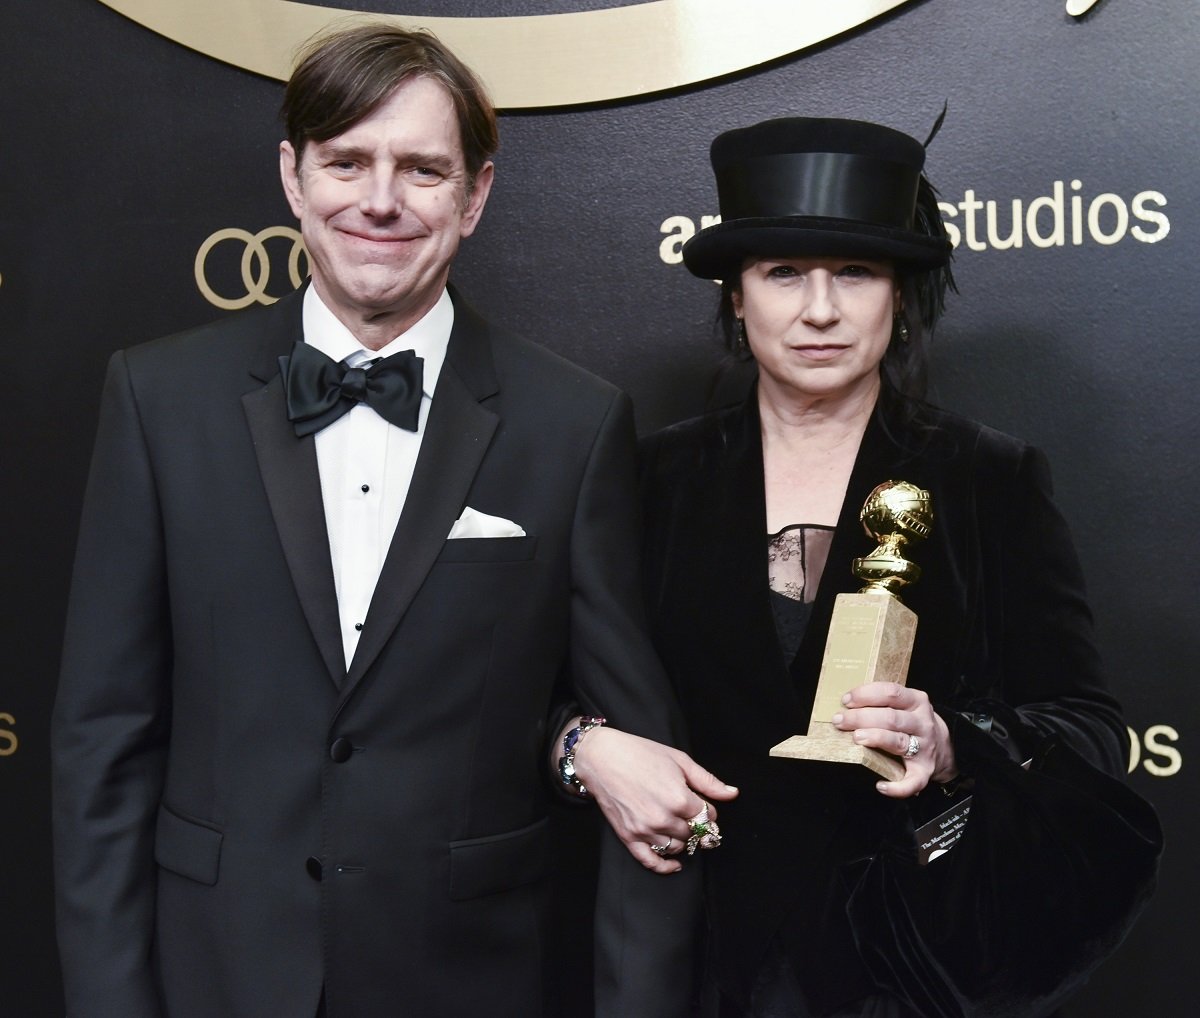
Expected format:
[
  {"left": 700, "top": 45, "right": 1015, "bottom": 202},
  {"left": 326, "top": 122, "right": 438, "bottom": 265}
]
[{"left": 682, "top": 117, "right": 952, "bottom": 280}]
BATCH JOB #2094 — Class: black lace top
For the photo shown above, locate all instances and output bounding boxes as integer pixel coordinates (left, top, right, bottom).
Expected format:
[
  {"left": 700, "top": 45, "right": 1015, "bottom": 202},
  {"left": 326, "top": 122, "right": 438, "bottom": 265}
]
[{"left": 767, "top": 524, "right": 834, "bottom": 663}]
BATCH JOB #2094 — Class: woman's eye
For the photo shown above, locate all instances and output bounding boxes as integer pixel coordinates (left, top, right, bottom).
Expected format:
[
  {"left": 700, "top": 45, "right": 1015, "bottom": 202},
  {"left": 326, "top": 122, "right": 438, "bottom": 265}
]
[{"left": 766, "top": 265, "right": 797, "bottom": 278}]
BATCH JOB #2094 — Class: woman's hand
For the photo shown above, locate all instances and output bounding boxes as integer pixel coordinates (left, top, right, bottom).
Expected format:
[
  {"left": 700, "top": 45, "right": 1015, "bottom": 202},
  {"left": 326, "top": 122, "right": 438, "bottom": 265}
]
[
  {"left": 832, "top": 682, "right": 958, "bottom": 797},
  {"left": 569, "top": 726, "right": 738, "bottom": 874}
]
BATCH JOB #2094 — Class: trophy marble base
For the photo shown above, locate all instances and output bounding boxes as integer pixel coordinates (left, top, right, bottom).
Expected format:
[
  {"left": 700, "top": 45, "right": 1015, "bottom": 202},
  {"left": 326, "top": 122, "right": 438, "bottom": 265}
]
[
  {"left": 770, "top": 725, "right": 906, "bottom": 781},
  {"left": 770, "top": 591, "right": 917, "bottom": 782}
]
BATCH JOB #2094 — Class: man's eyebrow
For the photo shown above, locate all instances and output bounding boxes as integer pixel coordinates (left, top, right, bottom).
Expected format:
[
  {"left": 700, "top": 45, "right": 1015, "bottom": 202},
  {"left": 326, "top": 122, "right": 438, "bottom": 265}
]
[
  {"left": 313, "top": 141, "right": 457, "bottom": 170},
  {"left": 395, "top": 150, "right": 458, "bottom": 170},
  {"left": 314, "top": 141, "right": 370, "bottom": 162}
]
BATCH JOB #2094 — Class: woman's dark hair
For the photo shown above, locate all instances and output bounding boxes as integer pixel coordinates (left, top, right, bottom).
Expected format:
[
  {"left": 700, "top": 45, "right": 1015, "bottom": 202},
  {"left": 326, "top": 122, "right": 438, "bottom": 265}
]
[{"left": 281, "top": 24, "right": 499, "bottom": 192}]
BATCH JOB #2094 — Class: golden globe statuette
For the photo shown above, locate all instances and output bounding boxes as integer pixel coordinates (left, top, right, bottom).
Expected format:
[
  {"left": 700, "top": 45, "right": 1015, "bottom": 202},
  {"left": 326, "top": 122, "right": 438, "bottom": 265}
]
[{"left": 770, "top": 481, "right": 932, "bottom": 781}]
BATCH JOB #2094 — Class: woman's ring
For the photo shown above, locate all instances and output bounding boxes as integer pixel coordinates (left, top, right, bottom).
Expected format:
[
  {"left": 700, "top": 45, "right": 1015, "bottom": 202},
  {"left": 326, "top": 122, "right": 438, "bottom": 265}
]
[
  {"left": 904, "top": 734, "right": 921, "bottom": 758},
  {"left": 650, "top": 838, "right": 673, "bottom": 857},
  {"left": 686, "top": 805, "right": 722, "bottom": 854}
]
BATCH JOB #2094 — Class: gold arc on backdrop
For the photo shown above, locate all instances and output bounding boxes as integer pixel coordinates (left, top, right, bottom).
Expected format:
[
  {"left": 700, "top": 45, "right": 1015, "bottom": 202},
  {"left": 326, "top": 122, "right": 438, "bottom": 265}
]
[{"left": 96, "top": 0, "right": 916, "bottom": 108}]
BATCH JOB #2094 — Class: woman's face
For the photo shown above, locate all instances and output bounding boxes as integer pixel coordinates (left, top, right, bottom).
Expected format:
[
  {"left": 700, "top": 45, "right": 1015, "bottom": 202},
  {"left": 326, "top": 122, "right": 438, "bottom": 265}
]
[{"left": 734, "top": 256, "right": 900, "bottom": 406}]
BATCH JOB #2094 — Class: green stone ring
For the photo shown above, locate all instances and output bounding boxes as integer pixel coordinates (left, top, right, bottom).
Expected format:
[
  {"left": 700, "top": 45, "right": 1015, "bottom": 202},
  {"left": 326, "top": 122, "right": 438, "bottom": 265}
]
[{"left": 686, "top": 805, "right": 722, "bottom": 855}]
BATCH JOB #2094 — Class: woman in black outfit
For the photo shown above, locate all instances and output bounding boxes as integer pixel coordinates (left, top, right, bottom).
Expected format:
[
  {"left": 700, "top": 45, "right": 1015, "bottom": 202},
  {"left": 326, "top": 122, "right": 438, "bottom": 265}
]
[{"left": 634, "top": 116, "right": 1156, "bottom": 1018}]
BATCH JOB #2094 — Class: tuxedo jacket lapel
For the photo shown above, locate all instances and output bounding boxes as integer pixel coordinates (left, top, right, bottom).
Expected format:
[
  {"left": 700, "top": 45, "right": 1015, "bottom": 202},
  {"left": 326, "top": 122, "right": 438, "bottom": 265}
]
[
  {"left": 345, "top": 292, "right": 499, "bottom": 689},
  {"left": 239, "top": 287, "right": 502, "bottom": 692},
  {"left": 241, "top": 289, "right": 346, "bottom": 688}
]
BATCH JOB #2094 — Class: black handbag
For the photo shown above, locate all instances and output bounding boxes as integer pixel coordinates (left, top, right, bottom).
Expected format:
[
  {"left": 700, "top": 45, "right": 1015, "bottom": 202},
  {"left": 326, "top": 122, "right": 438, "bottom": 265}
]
[{"left": 844, "top": 704, "right": 1163, "bottom": 1018}]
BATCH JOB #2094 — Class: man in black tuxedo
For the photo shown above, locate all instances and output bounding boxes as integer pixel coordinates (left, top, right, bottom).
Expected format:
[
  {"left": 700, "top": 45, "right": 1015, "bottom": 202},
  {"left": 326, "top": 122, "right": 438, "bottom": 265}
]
[{"left": 53, "top": 25, "right": 729, "bottom": 1018}]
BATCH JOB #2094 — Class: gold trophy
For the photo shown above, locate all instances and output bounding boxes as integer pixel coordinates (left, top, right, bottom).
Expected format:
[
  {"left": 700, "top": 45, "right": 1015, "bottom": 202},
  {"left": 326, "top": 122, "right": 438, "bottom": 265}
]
[{"left": 770, "top": 481, "right": 932, "bottom": 780}]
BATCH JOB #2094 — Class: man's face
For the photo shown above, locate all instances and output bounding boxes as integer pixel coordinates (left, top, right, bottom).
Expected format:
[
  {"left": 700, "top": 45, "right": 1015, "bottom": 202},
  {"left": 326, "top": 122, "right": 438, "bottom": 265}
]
[{"left": 280, "top": 75, "right": 493, "bottom": 335}]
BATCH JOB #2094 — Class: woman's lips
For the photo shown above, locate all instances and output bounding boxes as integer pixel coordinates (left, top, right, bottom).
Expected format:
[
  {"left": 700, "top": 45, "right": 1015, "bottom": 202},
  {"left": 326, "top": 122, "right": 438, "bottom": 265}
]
[{"left": 791, "top": 344, "right": 848, "bottom": 361}]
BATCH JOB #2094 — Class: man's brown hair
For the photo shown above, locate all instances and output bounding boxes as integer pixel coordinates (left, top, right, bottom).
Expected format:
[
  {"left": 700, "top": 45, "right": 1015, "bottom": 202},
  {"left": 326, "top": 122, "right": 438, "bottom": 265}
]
[{"left": 282, "top": 24, "right": 499, "bottom": 190}]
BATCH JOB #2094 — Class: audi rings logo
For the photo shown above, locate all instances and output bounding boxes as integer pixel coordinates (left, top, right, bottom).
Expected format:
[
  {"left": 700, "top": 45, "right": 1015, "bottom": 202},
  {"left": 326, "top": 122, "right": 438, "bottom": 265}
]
[{"left": 194, "top": 226, "right": 309, "bottom": 310}]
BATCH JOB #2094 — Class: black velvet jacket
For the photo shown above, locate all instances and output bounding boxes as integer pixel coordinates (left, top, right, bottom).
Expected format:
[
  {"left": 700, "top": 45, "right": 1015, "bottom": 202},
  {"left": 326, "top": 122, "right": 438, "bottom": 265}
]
[{"left": 638, "top": 387, "right": 1129, "bottom": 1015}]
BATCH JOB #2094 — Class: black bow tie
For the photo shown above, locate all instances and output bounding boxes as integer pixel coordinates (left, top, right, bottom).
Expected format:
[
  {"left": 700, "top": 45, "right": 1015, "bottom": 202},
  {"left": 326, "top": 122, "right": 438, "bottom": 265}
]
[{"left": 279, "top": 341, "right": 425, "bottom": 437}]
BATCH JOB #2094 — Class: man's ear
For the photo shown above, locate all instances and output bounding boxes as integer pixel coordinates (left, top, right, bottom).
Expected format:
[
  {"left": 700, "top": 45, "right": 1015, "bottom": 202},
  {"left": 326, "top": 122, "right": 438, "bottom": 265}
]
[
  {"left": 279, "top": 141, "right": 304, "bottom": 218},
  {"left": 459, "top": 160, "right": 494, "bottom": 238}
]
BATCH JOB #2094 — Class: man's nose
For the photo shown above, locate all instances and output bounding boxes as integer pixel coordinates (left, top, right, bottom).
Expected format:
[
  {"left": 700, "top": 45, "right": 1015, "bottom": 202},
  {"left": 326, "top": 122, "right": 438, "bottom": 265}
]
[{"left": 359, "top": 167, "right": 401, "bottom": 218}]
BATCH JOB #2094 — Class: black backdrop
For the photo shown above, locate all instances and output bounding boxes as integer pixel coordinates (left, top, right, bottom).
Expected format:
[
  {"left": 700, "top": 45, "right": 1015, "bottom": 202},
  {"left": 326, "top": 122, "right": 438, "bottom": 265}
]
[{"left": 2, "top": 1, "right": 1194, "bottom": 1014}]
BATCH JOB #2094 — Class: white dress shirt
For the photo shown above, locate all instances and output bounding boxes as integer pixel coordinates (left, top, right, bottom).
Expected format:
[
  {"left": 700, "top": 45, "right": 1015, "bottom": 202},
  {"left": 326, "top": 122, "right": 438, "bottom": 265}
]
[{"left": 302, "top": 285, "right": 453, "bottom": 669}]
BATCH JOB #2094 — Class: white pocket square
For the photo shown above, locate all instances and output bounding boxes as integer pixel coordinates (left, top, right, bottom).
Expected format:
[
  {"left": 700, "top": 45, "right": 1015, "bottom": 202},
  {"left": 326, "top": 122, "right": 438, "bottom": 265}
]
[{"left": 447, "top": 506, "right": 527, "bottom": 540}]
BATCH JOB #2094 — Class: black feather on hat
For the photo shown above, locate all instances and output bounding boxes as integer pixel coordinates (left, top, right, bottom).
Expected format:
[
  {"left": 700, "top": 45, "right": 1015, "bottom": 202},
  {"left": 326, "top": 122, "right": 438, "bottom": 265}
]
[{"left": 682, "top": 117, "right": 952, "bottom": 280}]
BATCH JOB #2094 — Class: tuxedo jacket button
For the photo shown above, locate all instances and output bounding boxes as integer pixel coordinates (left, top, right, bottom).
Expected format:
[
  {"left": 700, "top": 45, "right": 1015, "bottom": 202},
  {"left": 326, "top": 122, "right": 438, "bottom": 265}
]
[
  {"left": 329, "top": 737, "right": 353, "bottom": 763},
  {"left": 306, "top": 857, "right": 323, "bottom": 881}
]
